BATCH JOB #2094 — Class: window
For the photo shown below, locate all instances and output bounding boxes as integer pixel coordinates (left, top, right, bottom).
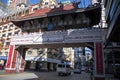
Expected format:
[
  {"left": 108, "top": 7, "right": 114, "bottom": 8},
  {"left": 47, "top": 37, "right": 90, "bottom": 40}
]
[
  {"left": 14, "top": 30, "right": 20, "bottom": 34},
  {"left": 45, "top": 2, "right": 48, "bottom": 5},
  {"left": 33, "top": 8, "right": 38, "bottom": 11},
  {"left": 66, "top": 65, "right": 70, "bottom": 68},
  {"left": 6, "top": 42, "right": 10, "bottom": 45},
  {"left": 4, "top": 26, "right": 7, "bottom": 29},
  {"left": 2, "top": 34, "right": 6, "bottom": 37},
  {"left": 8, "top": 33, "right": 12, "bottom": 36},
  {"left": 10, "top": 24, "right": 14, "bottom": 27},
  {"left": 37, "top": 51, "right": 43, "bottom": 55},
  {"left": 28, "top": 51, "right": 32, "bottom": 55},
  {"left": 58, "top": 64, "right": 62, "bottom": 67},
  {"left": 47, "top": 23, "right": 54, "bottom": 30},
  {"left": 0, "top": 27, "right": 2, "bottom": 30},
  {"left": 0, "top": 51, "right": 2, "bottom": 55}
]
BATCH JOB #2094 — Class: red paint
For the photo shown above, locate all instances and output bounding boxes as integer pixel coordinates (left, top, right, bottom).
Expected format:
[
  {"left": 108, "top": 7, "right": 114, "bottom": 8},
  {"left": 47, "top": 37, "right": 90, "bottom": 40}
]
[
  {"left": 11, "top": 50, "right": 18, "bottom": 68},
  {"left": 16, "top": 4, "right": 78, "bottom": 20},
  {"left": 95, "top": 43, "right": 103, "bottom": 74},
  {"left": 6, "top": 70, "right": 16, "bottom": 74},
  {"left": 6, "top": 45, "right": 14, "bottom": 68}
]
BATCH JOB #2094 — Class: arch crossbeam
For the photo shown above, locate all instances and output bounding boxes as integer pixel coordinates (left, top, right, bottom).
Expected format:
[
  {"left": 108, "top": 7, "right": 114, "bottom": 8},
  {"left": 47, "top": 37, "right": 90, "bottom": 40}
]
[{"left": 11, "top": 29, "right": 103, "bottom": 46}]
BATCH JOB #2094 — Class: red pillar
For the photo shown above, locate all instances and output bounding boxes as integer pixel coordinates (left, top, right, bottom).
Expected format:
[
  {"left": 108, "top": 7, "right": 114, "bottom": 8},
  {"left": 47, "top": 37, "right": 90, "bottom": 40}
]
[
  {"left": 6, "top": 45, "right": 27, "bottom": 73},
  {"left": 6, "top": 45, "right": 18, "bottom": 73},
  {"left": 94, "top": 42, "right": 105, "bottom": 80}
]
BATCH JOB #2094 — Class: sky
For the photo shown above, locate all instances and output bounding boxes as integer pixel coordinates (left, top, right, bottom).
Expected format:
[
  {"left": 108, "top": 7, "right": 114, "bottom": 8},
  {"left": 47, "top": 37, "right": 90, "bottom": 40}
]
[
  {"left": 29, "top": 0, "right": 91, "bottom": 8},
  {"left": 0, "top": 0, "right": 40, "bottom": 4},
  {"left": 0, "top": 0, "right": 91, "bottom": 8},
  {"left": 0, "top": 0, "right": 7, "bottom": 4},
  {"left": 29, "top": 0, "right": 40, "bottom": 4}
]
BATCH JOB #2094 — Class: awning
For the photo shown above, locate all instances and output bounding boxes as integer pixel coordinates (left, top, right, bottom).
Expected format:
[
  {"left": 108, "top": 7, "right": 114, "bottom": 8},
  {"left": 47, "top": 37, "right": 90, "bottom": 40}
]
[{"left": 0, "top": 56, "right": 7, "bottom": 60}]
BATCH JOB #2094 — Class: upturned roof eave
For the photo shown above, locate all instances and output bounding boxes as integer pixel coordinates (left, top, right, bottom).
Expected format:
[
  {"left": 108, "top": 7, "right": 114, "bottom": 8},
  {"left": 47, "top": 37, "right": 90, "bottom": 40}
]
[{"left": 11, "top": 5, "right": 101, "bottom": 22}]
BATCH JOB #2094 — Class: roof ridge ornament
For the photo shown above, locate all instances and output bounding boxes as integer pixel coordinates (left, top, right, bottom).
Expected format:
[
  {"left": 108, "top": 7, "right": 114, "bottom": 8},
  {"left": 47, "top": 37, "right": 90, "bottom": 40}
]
[{"left": 40, "top": 0, "right": 57, "bottom": 8}]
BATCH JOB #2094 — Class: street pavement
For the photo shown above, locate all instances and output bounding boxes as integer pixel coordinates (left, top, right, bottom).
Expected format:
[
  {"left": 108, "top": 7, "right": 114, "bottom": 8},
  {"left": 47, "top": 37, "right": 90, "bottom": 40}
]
[
  {"left": 0, "top": 70, "right": 91, "bottom": 80},
  {"left": 0, "top": 70, "right": 119, "bottom": 80}
]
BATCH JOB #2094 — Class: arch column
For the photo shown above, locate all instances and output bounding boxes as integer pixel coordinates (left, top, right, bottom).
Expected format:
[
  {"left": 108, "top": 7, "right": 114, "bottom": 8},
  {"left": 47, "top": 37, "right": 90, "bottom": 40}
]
[
  {"left": 94, "top": 42, "right": 105, "bottom": 80},
  {"left": 6, "top": 45, "right": 17, "bottom": 73},
  {"left": 6, "top": 45, "right": 27, "bottom": 73},
  {"left": 16, "top": 47, "right": 27, "bottom": 73}
]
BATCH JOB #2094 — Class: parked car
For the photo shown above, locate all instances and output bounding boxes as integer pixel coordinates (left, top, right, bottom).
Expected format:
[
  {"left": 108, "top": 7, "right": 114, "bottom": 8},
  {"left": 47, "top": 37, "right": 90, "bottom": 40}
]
[
  {"left": 74, "top": 68, "right": 81, "bottom": 74},
  {"left": 0, "top": 65, "right": 4, "bottom": 70},
  {"left": 81, "top": 66, "right": 86, "bottom": 71},
  {"left": 57, "top": 62, "right": 71, "bottom": 76}
]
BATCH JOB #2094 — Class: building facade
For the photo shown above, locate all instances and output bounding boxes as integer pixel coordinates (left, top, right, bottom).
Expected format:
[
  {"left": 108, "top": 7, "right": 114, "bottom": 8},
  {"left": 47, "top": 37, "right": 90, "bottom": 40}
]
[
  {"left": 8, "top": 0, "right": 29, "bottom": 9},
  {"left": 24, "top": 47, "right": 75, "bottom": 71},
  {"left": 0, "top": 0, "right": 106, "bottom": 80},
  {"left": 103, "top": 0, "right": 120, "bottom": 78},
  {"left": 0, "top": 0, "right": 76, "bottom": 71}
]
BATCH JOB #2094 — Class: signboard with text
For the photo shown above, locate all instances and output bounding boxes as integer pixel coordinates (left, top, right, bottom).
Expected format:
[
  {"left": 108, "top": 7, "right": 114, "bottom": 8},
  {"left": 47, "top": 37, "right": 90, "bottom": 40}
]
[{"left": 11, "top": 29, "right": 103, "bottom": 45}]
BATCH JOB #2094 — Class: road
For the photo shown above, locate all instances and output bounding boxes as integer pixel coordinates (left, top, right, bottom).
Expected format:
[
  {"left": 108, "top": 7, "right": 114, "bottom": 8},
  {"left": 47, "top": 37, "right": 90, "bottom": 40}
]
[
  {"left": 0, "top": 71, "right": 91, "bottom": 80},
  {"left": 35, "top": 71, "right": 91, "bottom": 80}
]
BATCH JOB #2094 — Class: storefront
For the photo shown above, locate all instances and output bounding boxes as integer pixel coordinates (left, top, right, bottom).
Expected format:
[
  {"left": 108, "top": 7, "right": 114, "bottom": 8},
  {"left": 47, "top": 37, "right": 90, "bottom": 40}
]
[{"left": 0, "top": 56, "right": 7, "bottom": 66}]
